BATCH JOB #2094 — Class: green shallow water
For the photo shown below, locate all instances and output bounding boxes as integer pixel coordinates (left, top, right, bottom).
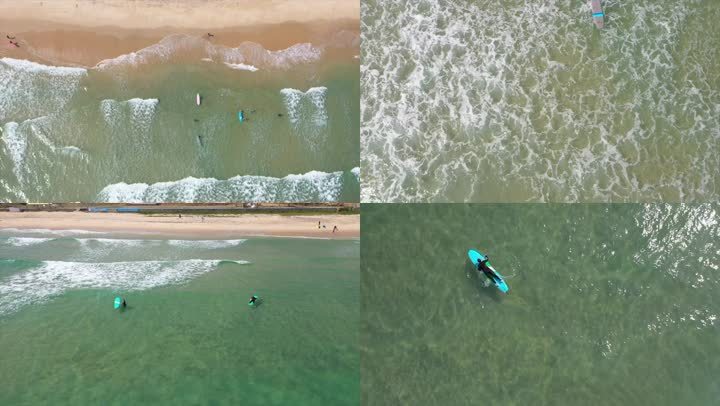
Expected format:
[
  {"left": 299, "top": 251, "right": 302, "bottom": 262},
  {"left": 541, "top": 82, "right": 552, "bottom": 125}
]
[
  {"left": 0, "top": 235, "right": 359, "bottom": 405},
  {"left": 362, "top": 204, "right": 720, "bottom": 405},
  {"left": 0, "top": 49, "right": 359, "bottom": 202}
]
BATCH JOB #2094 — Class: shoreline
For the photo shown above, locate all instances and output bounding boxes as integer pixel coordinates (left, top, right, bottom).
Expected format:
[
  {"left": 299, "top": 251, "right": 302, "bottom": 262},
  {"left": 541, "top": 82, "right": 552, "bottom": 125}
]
[
  {"left": 0, "top": 0, "right": 359, "bottom": 67},
  {"left": 0, "top": 19, "right": 359, "bottom": 68},
  {"left": 0, "top": 212, "right": 360, "bottom": 239}
]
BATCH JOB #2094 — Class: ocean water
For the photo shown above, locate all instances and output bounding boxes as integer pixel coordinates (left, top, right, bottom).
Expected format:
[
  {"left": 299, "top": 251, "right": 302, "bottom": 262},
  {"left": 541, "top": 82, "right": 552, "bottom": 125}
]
[
  {"left": 362, "top": 204, "right": 720, "bottom": 405},
  {"left": 0, "top": 34, "right": 360, "bottom": 202},
  {"left": 361, "top": 0, "right": 720, "bottom": 202},
  {"left": 0, "top": 231, "right": 359, "bottom": 404}
]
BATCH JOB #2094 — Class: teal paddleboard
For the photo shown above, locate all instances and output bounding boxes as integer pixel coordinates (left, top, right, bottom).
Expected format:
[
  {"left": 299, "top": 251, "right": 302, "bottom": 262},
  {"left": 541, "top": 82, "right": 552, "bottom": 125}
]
[
  {"left": 238, "top": 111, "right": 244, "bottom": 122},
  {"left": 468, "top": 249, "right": 509, "bottom": 293},
  {"left": 114, "top": 296, "right": 122, "bottom": 309}
]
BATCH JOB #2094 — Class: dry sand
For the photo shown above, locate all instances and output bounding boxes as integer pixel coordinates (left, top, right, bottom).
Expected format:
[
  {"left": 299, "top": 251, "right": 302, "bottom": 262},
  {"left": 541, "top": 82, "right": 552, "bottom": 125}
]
[
  {"left": 0, "top": 0, "right": 359, "bottom": 66},
  {"left": 0, "top": 212, "right": 360, "bottom": 239},
  {"left": 0, "top": 0, "right": 358, "bottom": 30}
]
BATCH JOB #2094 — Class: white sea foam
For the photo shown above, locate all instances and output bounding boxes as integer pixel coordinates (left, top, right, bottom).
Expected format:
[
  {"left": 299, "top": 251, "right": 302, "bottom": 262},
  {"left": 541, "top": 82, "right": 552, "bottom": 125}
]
[
  {"left": 281, "top": 87, "right": 328, "bottom": 127},
  {"left": 0, "top": 228, "right": 104, "bottom": 236},
  {"left": 360, "top": 1, "right": 719, "bottom": 202},
  {"left": 224, "top": 62, "right": 259, "bottom": 72},
  {"left": 100, "top": 98, "right": 159, "bottom": 134},
  {"left": 3, "top": 237, "right": 53, "bottom": 246},
  {"left": 351, "top": 166, "right": 360, "bottom": 182},
  {"left": 95, "top": 35, "right": 322, "bottom": 71},
  {"left": 1, "top": 122, "right": 26, "bottom": 182},
  {"left": 166, "top": 239, "right": 246, "bottom": 249},
  {"left": 0, "top": 58, "right": 86, "bottom": 122},
  {"left": 0, "top": 259, "right": 249, "bottom": 315},
  {"left": 96, "top": 169, "right": 348, "bottom": 203}
]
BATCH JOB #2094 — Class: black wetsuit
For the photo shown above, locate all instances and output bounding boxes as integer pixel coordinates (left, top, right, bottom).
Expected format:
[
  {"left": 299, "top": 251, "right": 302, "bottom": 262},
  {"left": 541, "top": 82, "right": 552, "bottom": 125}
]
[
  {"left": 477, "top": 259, "right": 497, "bottom": 283},
  {"left": 249, "top": 296, "right": 257, "bottom": 304},
  {"left": 122, "top": 299, "right": 127, "bottom": 308}
]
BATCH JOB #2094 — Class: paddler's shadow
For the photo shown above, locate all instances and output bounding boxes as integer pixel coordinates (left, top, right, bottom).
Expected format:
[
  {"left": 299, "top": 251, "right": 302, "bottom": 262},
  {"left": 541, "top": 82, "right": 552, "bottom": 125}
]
[
  {"left": 465, "top": 261, "right": 503, "bottom": 302},
  {"left": 117, "top": 305, "right": 134, "bottom": 312}
]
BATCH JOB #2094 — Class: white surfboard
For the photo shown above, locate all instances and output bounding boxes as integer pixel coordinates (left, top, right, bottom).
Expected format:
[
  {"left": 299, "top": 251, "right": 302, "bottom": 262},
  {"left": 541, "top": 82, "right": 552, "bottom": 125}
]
[{"left": 196, "top": 93, "right": 201, "bottom": 106}]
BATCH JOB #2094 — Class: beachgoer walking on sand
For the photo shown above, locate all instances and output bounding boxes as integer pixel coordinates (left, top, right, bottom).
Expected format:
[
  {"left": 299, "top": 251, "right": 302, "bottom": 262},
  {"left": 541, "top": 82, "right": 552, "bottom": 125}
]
[
  {"left": 322, "top": 224, "right": 326, "bottom": 229},
  {"left": 318, "top": 221, "right": 321, "bottom": 229},
  {"left": 333, "top": 226, "right": 338, "bottom": 233}
]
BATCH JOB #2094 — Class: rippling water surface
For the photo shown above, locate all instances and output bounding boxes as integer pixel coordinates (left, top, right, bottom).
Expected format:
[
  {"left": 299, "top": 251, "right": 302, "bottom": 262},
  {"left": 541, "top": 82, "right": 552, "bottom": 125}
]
[{"left": 362, "top": 204, "right": 720, "bottom": 404}]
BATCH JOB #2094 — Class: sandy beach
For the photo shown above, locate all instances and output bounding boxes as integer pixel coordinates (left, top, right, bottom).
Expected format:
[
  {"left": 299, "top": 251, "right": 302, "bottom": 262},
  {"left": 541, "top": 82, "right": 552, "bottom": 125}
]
[
  {"left": 0, "top": 0, "right": 359, "bottom": 67},
  {"left": 0, "top": 211, "right": 359, "bottom": 239}
]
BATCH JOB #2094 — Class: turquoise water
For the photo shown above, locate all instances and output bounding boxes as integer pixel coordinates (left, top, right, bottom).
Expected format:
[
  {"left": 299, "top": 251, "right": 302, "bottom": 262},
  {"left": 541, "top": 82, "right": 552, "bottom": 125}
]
[
  {"left": 0, "top": 34, "right": 360, "bottom": 202},
  {"left": 0, "top": 232, "right": 359, "bottom": 404},
  {"left": 362, "top": 204, "right": 720, "bottom": 405},
  {"left": 361, "top": 0, "right": 720, "bottom": 202}
]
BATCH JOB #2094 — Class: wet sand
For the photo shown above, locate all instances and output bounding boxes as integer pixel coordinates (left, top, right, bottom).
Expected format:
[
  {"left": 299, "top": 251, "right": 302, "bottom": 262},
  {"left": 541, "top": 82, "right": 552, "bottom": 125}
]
[{"left": 0, "top": 212, "right": 359, "bottom": 239}]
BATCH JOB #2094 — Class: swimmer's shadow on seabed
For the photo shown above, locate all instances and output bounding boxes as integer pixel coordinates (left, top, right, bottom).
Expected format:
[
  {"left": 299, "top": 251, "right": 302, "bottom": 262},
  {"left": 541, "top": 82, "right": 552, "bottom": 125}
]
[{"left": 465, "top": 260, "right": 504, "bottom": 302}]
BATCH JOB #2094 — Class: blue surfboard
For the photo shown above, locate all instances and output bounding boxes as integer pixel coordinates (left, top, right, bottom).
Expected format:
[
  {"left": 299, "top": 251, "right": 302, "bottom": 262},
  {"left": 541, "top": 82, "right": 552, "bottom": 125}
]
[
  {"left": 238, "top": 111, "right": 244, "bottom": 122},
  {"left": 114, "top": 296, "right": 122, "bottom": 309},
  {"left": 468, "top": 249, "right": 509, "bottom": 293}
]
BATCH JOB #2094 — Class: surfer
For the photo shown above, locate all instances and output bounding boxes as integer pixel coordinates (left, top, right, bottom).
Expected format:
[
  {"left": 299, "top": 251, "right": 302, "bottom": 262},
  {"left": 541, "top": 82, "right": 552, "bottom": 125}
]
[
  {"left": 197, "top": 135, "right": 204, "bottom": 146},
  {"left": 277, "top": 113, "right": 284, "bottom": 117},
  {"left": 122, "top": 298, "right": 127, "bottom": 308},
  {"left": 248, "top": 295, "right": 258, "bottom": 305},
  {"left": 477, "top": 257, "right": 497, "bottom": 283}
]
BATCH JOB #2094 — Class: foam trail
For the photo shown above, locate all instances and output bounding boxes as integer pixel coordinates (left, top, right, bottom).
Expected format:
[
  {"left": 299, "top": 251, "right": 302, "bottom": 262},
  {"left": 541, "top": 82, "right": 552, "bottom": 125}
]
[
  {"left": 96, "top": 169, "right": 348, "bottom": 203},
  {"left": 0, "top": 259, "right": 250, "bottom": 315}
]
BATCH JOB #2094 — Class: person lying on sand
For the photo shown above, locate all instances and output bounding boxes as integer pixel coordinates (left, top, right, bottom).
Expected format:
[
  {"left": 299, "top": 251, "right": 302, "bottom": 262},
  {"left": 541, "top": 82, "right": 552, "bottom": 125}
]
[
  {"left": 207, "top": 33, "right": 215, "bottom": 38},
  {"left": 9, "top": 41, "right": 19, "bottom": 48}
]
